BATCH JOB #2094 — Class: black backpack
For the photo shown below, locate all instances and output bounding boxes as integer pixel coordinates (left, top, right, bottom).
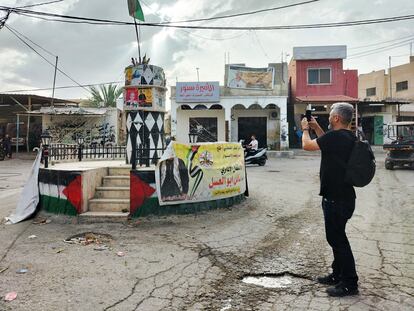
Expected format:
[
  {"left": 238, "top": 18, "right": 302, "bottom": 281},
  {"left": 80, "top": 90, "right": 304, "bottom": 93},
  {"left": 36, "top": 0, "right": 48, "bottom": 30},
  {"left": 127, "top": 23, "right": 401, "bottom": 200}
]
[{"left": 342, "top": 138, "right": 376, "bottom": 187}]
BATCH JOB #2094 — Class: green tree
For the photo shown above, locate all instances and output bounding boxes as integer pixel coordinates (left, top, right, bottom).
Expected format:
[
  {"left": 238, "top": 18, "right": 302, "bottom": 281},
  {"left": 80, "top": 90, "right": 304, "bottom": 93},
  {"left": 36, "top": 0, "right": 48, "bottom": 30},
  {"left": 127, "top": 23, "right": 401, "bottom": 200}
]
[{"left": 89, "top": 84, "right": 123, "bottom": 107}]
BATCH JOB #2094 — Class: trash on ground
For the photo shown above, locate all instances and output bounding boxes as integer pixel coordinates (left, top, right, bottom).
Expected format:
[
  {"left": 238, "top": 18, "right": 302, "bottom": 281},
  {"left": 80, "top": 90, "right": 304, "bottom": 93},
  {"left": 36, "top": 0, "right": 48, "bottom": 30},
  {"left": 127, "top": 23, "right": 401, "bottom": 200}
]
[
  {"left": 0, "top": 267, "right": 8, "bottom": 274},
  {"left": 28, "top": 235, "right": 37, "bottom": 239},
  {"left": 117, "top": 251, "right": 125, "bottom": 257},
  {"left": 16, "top": 269, "right": 28, "bottom": 274},
  {"left": 56, "top": 248, "right": 65, "bottom": 254},
  {"left": 64, "top": 232, "right": 113, "bottom": 246},
  {"left": 94, "top": 245, "right": 109, "bottom": 251},
  {"left": 4, "top": 292, "right": 17, "bottom": 302},
  {"left": 32, "top": 218, "right": 51, "bottom": 225}
]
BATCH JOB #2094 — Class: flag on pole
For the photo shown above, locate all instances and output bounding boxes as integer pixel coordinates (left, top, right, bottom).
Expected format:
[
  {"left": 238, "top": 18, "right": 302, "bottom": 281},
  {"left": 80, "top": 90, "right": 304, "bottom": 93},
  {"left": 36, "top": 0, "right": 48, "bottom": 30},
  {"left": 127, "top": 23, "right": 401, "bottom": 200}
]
[{"left": 128, "top": 0, "right": 145, "bottom": 22}]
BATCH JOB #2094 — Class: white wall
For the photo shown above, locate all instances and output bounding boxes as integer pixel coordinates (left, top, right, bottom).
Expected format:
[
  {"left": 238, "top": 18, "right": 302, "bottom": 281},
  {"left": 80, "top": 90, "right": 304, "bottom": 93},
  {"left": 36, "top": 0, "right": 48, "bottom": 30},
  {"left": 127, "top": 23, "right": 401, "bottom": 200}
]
[
  {"left": 171, "top": 96, "right": 289, "bottom": 149},
  {"left": 42, "top": 109, "right": 118, "bottom": 144},
  {"left": 175, "top": 108, "right": 225, "bottom": 143}
]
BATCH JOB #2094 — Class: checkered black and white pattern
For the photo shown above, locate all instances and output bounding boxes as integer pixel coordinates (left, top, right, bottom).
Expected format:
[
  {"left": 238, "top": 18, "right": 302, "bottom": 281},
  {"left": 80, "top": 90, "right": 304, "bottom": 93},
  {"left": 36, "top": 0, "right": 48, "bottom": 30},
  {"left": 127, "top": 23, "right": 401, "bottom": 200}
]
[{"left": 126, "top": 111, "right": 165, "bottom": 166}]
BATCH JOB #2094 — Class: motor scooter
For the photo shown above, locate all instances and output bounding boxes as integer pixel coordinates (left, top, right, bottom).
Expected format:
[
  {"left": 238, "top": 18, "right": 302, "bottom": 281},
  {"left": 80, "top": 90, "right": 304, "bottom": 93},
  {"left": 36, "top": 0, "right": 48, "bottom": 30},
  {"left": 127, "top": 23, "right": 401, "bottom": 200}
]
[{"left": 240, "top": 140, "right": 267, "bottom": 166}]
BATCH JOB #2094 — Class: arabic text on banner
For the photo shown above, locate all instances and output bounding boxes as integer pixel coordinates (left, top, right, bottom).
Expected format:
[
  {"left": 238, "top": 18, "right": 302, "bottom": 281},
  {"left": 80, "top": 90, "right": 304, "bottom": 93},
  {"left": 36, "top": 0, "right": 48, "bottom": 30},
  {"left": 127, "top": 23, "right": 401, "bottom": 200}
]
[{"left": 156, "top": 142, "right": 246, "bottom": 206}]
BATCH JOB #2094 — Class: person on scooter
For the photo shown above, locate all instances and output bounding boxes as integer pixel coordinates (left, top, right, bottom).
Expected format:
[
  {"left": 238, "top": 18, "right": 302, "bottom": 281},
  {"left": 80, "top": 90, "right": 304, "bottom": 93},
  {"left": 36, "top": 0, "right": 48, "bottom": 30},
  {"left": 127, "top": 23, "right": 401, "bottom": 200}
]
[{"left": 247, "top": 135, "right": 258, "bottom": 151}]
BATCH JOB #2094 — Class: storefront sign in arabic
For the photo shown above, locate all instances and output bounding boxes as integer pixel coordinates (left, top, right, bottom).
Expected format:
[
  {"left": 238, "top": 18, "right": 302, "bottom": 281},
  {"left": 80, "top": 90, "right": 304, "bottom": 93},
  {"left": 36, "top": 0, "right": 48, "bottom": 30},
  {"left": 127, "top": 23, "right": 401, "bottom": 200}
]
[
  {"left": 227, "top": 65, "right": 274, "bottom": 90},
  {"left": 176, "top": 82, "right": 220, "bottom": 103},
  {"left": 156, "top": 142, "right": 246, "bottom": 205}
]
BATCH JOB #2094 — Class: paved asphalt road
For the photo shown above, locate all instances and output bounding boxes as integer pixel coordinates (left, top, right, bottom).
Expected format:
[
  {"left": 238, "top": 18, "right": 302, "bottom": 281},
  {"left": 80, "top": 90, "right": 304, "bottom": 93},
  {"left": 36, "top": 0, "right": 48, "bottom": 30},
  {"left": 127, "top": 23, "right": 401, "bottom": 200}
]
[{"left": 0, "top": 153, "right": 413, "bottom": 311}]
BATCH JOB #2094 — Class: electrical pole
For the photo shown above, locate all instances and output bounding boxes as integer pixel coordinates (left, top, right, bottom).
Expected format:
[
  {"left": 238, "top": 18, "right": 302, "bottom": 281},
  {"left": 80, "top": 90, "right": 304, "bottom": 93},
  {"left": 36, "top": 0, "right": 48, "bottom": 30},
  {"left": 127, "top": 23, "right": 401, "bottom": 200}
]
[
  {"left": 51, "top": 56, "right": 58, "bottom": 107},
  {"left": 389, "top": 56, "right": 392, "bottom": 100}
]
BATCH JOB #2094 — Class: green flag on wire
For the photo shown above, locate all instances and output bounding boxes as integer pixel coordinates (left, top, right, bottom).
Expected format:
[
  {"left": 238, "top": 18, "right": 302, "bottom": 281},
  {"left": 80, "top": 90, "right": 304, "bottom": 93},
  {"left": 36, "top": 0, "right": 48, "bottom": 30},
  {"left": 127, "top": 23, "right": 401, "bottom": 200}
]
[{"left": 128, "top": 0, "right": 145, "bottom": 21}]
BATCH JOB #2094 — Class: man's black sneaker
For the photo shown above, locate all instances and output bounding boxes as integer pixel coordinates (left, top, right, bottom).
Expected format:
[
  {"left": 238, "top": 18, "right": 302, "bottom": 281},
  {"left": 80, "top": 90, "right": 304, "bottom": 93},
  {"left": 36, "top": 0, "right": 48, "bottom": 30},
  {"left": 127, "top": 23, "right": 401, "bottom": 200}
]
[
  {"left": 326, "top": 284, "right": 359, "bottom": 297},
  {"left": 317, "top": 274, "right": 340, "bottom": 285}
]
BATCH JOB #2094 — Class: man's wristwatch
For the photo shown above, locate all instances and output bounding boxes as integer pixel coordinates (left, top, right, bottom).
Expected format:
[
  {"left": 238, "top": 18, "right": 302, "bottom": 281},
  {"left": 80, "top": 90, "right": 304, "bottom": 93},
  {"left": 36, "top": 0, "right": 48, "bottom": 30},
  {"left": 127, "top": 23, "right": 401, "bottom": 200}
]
[{"left": 303, "top": 128, "right": 310, "bottom": 131}]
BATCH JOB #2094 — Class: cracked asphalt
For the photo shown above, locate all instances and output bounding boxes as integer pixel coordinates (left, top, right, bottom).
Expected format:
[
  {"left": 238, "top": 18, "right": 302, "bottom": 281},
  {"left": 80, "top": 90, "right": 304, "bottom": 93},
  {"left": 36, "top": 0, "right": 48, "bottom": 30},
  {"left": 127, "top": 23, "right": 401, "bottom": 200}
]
[{"left": 0, "top": 153, "right": 413, "bottom": 311}]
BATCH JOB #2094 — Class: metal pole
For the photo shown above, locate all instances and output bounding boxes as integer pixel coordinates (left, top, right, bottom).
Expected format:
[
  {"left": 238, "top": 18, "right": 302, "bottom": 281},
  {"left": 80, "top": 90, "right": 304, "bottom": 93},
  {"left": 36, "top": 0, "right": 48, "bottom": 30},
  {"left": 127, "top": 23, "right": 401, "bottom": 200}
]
[
  {"left": 51, "top": 56, "right": 58, "bottom": 107},
  {"left": 196, "top": 68, "right": 200, "bottom": 82},
  {"left": 16, "top": 114, "right": 19, "bottom": 154},
  {"left": 389, "top": 56, "right": 392, "bottom": 99},
  {"left": 27, "top": 95, "right": 31, "bottom": 152},
  {"left": 44, "top": 146, "right": 49, "bottom": 168},
  {"left": 133, "top": 19, "right": 141, "bottom": 63}
]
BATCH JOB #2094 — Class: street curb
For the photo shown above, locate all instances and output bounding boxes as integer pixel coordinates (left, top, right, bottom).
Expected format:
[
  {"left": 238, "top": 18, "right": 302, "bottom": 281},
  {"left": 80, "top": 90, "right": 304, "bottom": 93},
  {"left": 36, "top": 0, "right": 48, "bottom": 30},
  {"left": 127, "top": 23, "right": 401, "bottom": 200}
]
[{"left": 267, "top": 151, "right": 295, "bottom": 159}]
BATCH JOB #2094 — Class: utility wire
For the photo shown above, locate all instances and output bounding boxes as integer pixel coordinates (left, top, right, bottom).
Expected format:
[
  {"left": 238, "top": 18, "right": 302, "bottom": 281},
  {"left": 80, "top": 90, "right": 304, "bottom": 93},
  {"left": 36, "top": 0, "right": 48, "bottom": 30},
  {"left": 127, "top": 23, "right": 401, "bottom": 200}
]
[
  {"left": 16, "top": 0, "right": 65, "bottom": 9},
  {"left": 348, "top": 33, "right": 414, "bottom": 50},
  {"left": 1, "top": 6, "right": 414, "bottom": 30},
  {"left": 154, "top": 0, "right": 321, "bottom": 24},
  {"left": 348, "top": 37, "right": 414, "bottom": 58},
  {"left": 6, "top": 24, "right": 56, "bottom": 57},
  {"left": 5, "top": 25, "right": 91, "bottom": 94}
]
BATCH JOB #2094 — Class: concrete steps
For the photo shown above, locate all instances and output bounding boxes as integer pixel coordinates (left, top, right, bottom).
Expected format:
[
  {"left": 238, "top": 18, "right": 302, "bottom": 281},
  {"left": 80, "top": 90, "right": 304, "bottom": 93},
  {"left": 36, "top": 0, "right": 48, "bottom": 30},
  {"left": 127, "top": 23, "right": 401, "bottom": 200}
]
[
  {"left": 89, "top": 198, "right": 129, "bottom": 212},
  {"left": 79, "top": 211, "right": 129, "bottom": 223},
  {"left": 108, "top": 167, "right": 130, "bottom": 176},
  {"left": 94, "top": 186, "right": 130, "bottom": 199},
  {"left": 103, "top": 176, "right": 130, "bottom": 187},
  {"left": 87, "top": 167, "right": 131, "bottom": 214}
]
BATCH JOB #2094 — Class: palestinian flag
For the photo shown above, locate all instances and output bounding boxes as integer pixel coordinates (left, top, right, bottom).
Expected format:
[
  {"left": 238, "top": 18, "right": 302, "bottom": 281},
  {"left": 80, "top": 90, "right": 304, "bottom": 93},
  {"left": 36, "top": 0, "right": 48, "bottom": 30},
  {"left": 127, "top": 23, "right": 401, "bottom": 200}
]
[
  {"left": 130, "top": 170, "right": 157, "bottom": 217},
  {"left": 38, "top": 170, "right": 82, "bottom": 216},
  {"left": 128, "top": 0, "right": 145, "bottom": 21}
]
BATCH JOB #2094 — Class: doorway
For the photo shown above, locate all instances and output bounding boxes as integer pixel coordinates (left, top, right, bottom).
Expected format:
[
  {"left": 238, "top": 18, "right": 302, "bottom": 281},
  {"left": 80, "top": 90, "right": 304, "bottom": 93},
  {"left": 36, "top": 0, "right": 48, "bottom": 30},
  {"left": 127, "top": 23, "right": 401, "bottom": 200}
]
[{"left": 238, "top": 117, "right": 267, "bottom": 148}]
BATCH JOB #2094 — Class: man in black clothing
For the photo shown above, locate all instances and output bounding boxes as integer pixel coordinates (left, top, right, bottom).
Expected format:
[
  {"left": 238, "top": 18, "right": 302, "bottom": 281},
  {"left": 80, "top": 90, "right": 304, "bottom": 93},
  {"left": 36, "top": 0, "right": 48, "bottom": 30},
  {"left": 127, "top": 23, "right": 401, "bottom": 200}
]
[{"left": 301, "top": 102, "right": 359, "bottom": 297}]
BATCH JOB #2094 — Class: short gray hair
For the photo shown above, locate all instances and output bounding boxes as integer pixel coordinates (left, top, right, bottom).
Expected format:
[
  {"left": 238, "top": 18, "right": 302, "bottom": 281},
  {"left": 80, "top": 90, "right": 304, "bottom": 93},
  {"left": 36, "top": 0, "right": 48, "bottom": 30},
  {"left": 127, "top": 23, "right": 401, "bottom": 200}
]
[{"left": 331, "top": 102, "right": 354, "bottom": 125}]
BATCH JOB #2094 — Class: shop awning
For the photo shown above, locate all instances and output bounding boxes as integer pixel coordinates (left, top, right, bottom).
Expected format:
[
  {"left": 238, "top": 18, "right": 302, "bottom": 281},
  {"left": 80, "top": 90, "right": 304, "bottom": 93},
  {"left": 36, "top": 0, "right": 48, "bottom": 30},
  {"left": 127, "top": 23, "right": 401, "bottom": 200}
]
[{"left": 296, "top": 95, "right": 359, "bottom": 103}]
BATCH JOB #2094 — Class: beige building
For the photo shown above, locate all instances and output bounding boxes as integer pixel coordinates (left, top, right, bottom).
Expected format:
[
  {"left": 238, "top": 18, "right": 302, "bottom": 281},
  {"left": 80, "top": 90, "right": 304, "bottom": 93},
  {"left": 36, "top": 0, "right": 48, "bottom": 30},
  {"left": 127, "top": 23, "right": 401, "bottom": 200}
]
[
  {"left": 358, "top": 56, "right": 414, "bottom": 145},
  {"left": 359, "top": 56, "right": 414, "bottom": 119}
]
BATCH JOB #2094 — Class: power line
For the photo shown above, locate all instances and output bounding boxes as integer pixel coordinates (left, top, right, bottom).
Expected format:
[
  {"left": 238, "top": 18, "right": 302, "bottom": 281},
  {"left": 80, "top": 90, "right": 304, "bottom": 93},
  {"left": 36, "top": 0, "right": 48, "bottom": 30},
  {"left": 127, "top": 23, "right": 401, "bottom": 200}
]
[
  {"left": 2, "top": 81, "right": 123, "bottom": 93},
  {"left": 2, "top": 6, "right": 414, "bottom": 31},
  {"left": 154, "top": 0, "right": 321, "bottom": 24},
  {"left": 348, "top": 33, "right": 414, "bottom": 50},
  {"left": 348, "top": 37, "right": 414, "bottom": 58},
  {"left": 16, "top": 0, "right": 65, "bottom": 9},
  {"left": 6, "top": 24, "right": 56, "bottom": 57},
  {"left": 4, "top": 24, "right": 91, "bottom": 94}
]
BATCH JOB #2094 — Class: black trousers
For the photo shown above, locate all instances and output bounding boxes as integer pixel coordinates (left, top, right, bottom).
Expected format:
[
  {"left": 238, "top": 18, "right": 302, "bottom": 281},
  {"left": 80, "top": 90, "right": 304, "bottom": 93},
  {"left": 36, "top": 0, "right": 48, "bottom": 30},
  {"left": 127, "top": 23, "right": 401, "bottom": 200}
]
[{"left": 322, "top": 197, "right": 358, "bottom": 288}]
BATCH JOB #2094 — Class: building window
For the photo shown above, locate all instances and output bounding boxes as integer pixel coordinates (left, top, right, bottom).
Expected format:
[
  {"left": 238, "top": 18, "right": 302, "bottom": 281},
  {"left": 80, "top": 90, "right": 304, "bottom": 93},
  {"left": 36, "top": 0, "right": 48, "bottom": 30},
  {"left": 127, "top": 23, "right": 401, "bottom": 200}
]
[
  {"left": 307, "top": 68, "right": 331, "bottom": 84},
  {"left": 396, "top": 80, "right": 408, "bottom": 92},
  {"left": 366, "top": 87, "right": 376, "bottom": 97},
  {"left": 189, "top": 118, "right": 218, "bottom": 142}
]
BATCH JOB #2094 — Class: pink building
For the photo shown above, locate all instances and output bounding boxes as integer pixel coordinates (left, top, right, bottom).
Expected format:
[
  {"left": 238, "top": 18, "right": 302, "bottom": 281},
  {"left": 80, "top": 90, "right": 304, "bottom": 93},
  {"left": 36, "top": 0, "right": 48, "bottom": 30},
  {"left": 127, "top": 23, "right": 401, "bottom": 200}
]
[{"left": 288, "top": 45, "right": 358, "bottom": 141}]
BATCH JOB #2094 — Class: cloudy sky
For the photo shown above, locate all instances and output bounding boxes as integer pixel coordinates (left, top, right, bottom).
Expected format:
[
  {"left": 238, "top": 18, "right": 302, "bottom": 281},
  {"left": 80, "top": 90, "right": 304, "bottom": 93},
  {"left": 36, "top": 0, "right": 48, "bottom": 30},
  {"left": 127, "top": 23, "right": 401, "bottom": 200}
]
[{"left": 0, "top": 0, "right": 413, "bottom": 105}]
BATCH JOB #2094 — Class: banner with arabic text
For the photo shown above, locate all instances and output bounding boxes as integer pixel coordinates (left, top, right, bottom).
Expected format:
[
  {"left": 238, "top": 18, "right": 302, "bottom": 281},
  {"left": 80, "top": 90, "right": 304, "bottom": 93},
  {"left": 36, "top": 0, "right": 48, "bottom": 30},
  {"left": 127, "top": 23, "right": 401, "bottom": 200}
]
[{"left": 156, "top": 142, "right": 246, "bottom": 205}]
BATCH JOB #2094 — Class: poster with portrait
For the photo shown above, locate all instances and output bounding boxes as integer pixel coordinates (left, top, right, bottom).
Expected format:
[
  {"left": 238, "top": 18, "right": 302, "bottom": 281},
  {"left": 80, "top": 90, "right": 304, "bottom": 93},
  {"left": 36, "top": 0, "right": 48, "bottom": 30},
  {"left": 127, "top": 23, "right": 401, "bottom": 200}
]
[
  {"left": 124, "top": 88, "right": 153, "bottom": 109},
  {"left": 125, "top": 88, "right": 139, "bottom": 108},
  {"left": 227, "top": 65, "right": 274, "bottom": 90},
  {"left": 156, "top": 142, "right": 246, "bottom": 206}
]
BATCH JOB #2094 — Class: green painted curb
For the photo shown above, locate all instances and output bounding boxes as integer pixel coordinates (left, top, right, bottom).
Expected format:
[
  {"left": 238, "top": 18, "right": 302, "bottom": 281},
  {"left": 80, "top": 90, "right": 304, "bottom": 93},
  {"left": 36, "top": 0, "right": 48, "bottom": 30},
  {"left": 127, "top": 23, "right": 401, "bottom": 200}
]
[{"left": 131, "top": 194, "right": 246, "bottom": 218}]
